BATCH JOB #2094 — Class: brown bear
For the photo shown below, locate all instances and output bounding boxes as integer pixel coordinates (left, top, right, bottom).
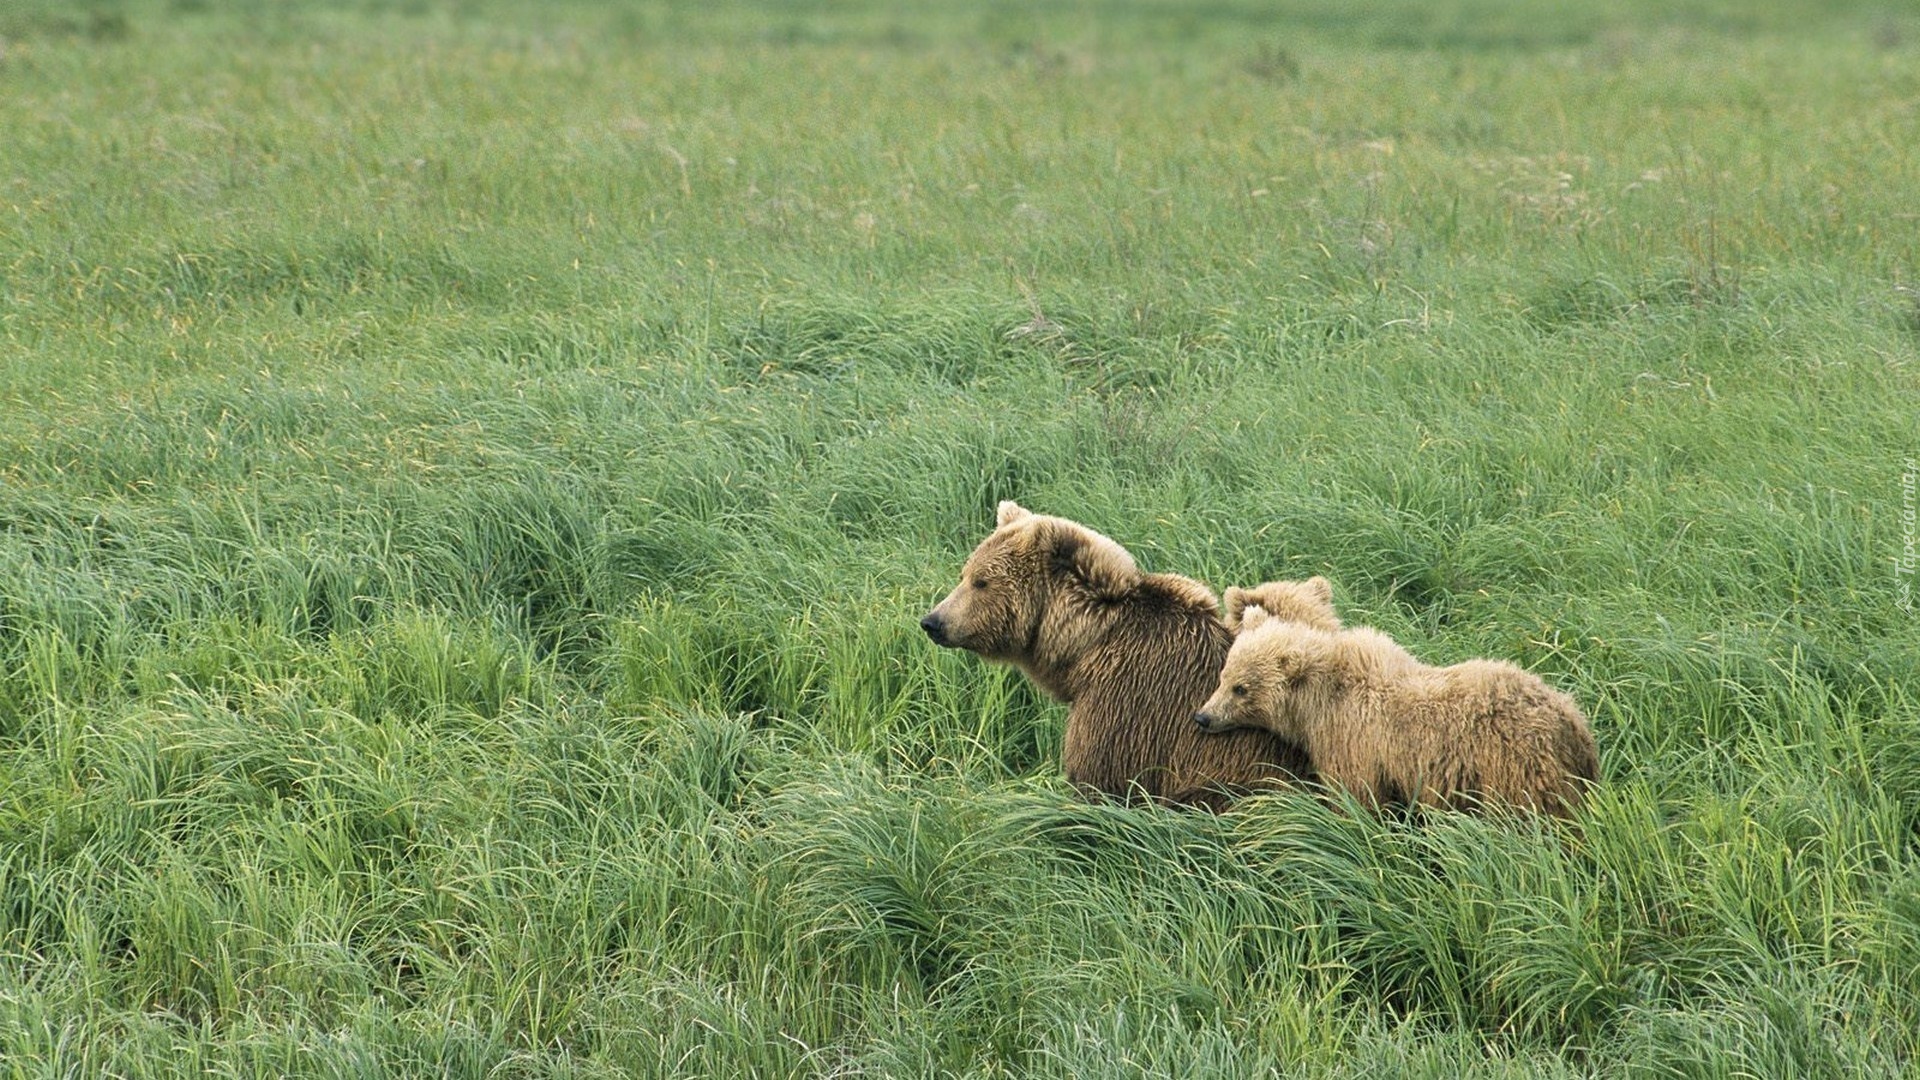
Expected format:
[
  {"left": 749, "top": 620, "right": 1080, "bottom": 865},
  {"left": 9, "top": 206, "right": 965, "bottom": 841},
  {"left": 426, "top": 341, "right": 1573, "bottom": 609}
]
[
  {"left": 921, "top": 501, "right": 1310, "bottom": 809},
  {"left": 1192, "top": 603, "right": 1597, "bottom": 818},
  {"left": 1223, "top": 577, "right": 1342, "bottom": 634}
]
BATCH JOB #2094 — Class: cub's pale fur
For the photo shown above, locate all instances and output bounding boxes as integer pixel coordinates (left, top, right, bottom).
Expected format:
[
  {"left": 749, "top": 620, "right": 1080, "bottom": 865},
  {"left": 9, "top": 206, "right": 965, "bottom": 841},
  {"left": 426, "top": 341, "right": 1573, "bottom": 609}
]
[
  {"left": 1223, "top": 577, "right": 1341, "bottom": 633},
  {"left": 1194, "top": 604, "right": 1597, "bottom": 818}
]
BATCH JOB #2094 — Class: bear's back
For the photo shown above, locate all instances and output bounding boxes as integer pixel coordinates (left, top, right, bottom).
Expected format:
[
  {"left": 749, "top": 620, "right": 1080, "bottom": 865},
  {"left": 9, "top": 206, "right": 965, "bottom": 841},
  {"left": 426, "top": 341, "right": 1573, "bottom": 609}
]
[
  {"left": 1064, "top": 573, "right": 1311, "bottom": 808},
  {"left": 1400, "top": 656, "right": 1597, "bottom": 813}
]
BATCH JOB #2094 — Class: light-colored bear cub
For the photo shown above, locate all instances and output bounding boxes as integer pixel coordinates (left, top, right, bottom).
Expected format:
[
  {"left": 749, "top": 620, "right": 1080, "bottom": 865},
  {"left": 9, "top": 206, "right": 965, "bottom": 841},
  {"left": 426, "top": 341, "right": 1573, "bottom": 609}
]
[
  {"left": 1222, "top": 577, "right": 1342, "bottom": 634},
  {"left": 1193, "top": 599, "right": 1597, "bottom": 818}
]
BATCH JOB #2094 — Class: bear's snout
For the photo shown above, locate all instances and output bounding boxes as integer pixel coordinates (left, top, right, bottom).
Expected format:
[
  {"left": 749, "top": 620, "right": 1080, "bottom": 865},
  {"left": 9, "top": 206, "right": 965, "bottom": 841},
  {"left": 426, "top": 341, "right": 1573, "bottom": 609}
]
[
  {"left": 920, "top": 612, "right": 950, "bottom": 646},
  {"left": 1192, "top": 710, "right": 1215, "bottom": 731}
]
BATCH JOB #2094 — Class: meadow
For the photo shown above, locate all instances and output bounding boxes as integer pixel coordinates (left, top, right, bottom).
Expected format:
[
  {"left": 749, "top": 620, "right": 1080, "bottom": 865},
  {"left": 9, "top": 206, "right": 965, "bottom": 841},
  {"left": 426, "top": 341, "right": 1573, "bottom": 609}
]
[{"left": 2, "top": 0, "right": 1918, "bottom": 1074}]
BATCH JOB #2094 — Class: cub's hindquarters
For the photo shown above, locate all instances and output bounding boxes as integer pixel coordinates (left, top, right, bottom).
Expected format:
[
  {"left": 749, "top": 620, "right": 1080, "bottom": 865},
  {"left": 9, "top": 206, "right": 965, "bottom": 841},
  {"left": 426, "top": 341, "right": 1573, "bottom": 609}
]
[{"left": 1322, "top": 659, "right": 1594, "bottom": 818}]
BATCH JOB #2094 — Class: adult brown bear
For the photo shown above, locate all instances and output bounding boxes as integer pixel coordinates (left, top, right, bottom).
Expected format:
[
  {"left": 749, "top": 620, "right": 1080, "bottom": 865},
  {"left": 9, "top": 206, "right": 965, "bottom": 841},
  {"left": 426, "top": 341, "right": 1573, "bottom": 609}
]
[{"left": 921, "top": 502, "right": 1309, "bottom": 809}]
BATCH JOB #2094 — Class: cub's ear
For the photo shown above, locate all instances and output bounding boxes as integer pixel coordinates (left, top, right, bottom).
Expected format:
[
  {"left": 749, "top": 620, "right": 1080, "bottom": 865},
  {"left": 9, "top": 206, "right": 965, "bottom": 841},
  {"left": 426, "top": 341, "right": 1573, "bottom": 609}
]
[
  {"left": 1047, "top": 523, "right": 1139, "bottom": 600},
  {"left": 1239, "top": 603, "right": 1271, "bottom": 632},
  {"left": 1305, "top": 576, "right": 1333, "bottom": 603},
  {"left": 1222, "top": 586, "right": 1250, "bottom": 630},
  {"left": 996, "top": 501, "right": 1032, "bottom": 528}
]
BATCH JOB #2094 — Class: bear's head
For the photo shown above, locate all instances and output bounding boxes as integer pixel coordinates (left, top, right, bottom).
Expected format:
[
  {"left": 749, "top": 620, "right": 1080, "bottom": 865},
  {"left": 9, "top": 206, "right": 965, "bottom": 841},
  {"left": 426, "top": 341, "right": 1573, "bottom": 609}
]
[
  {"left": 1192, "top": 604, "right": 1338, "bottom": 739},
  {"left": 920, "top": 500, "right": 1141, "bottom": 666},
  {"left": 1223, "top": 577, "right": 1340, "bottom": 634}
]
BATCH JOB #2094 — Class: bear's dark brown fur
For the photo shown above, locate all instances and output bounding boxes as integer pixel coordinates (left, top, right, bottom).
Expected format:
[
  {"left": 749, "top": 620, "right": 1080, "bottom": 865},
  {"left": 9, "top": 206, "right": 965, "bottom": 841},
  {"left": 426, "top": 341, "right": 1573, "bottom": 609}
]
[{"left": 922, "top": 502, "right": 1309, "bottom": 809}]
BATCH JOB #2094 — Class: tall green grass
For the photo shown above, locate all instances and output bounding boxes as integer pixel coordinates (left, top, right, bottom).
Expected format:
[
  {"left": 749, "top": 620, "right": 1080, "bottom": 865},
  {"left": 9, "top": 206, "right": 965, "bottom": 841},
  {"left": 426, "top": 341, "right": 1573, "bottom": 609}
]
[{"left": 2, "top": 0, "right": 1917, "bottom": 1074}]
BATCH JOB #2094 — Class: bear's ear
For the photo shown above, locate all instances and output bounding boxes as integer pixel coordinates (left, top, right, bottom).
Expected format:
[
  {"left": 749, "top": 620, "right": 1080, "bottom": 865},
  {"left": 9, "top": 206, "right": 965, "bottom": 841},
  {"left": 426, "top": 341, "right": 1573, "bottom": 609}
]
[
  {"left": 1047, "top": 522, "right": 1139, "bottom": 600},
  {"left": 996, "top": 501, "right": 1032, "bottom": 528},
  {"left": 1223, "top": 586, "right": 1249, "bottom": 628},
  {"left": 1305, "top": 576, "right": 1333, "bottom": 603},
  {"left": 1240, "top": 603, "right": 1271, "bottom": 632}
]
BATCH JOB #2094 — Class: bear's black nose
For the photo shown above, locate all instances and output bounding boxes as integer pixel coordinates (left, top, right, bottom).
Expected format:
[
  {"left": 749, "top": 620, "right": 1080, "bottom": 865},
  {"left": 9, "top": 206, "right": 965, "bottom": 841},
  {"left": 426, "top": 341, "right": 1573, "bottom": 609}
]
[
  {"left": 920, "top": 613, "right": 948, "bottom": 645},
  {"left": 1192, "top": 711, "right": 1214, "bottom": 731}
]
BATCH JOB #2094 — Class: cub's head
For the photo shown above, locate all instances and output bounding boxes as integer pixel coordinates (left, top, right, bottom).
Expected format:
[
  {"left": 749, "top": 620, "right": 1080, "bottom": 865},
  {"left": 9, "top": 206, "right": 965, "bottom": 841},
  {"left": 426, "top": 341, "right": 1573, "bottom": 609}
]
[
  {"left": 1192, "top": 604, "right": 1333, "bottom": 739},
  {"left": 920, "top": 500, "right": 1140, "bottom": 664},
  {"left": 1223, "top": 577, "right": 1340, "bottom": 634}
]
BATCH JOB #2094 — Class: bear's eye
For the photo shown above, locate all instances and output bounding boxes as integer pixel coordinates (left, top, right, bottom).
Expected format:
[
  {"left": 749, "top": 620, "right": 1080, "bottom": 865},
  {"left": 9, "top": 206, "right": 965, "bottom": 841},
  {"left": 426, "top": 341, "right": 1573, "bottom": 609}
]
[
  {"left": 1231, "top": 684, "right": 1247, "bottom": 697},
  {"left": 971, "top": 577, "right": 988, "bottom": 590}
]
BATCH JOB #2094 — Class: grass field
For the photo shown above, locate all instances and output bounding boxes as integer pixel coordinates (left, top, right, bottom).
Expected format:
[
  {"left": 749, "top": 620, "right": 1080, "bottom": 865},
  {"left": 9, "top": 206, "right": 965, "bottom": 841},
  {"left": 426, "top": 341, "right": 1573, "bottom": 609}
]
[{"left": 3, "top": 0, "right": 1919, "bottom": 1075}]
